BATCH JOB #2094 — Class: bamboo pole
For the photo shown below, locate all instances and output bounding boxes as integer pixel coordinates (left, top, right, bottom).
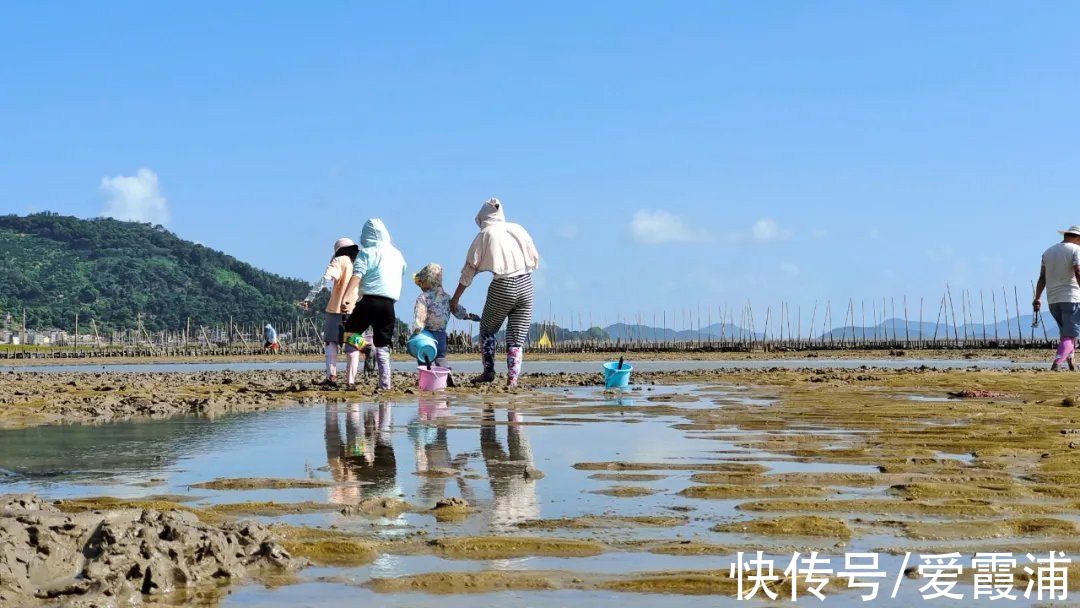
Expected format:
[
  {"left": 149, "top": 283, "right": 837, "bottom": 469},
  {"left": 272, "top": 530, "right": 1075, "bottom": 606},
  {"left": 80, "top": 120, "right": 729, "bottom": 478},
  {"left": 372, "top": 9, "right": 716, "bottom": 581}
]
[
  {"left": 932, "top": 293, "right": 945, "bottom": 343},
  {"left": 1013, "top": 285, "right": 1023, "bottom": 346},
  {"left": 1003, "top": 287, "right": 1013, "bottom": 342},
  {"left": 979, "top": 290, "right": 987, "bottom": 344},
  {"left": 918, "top": 297, "right": 924, "bottom": 348},
  {"left": 946, "top": 285, "right": 960, "bottom": 345},
  {"left": 903, "top": 296, "right": 910, "bottom": 347}
]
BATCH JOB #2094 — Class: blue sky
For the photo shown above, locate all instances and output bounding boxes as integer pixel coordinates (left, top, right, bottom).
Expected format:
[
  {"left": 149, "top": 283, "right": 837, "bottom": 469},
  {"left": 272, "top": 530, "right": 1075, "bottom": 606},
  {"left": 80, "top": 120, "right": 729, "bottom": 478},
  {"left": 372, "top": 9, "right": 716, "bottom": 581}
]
[{"left": 2, "top": 1, "right": 1078, "bottom": 331}]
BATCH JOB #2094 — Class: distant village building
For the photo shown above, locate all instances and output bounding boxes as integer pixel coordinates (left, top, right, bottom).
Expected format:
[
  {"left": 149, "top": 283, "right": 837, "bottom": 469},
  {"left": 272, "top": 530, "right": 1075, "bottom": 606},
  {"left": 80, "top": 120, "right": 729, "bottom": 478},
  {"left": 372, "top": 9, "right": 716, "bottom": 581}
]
[{"left": 27, "top": 332, "right": 51, "bottom": 346}]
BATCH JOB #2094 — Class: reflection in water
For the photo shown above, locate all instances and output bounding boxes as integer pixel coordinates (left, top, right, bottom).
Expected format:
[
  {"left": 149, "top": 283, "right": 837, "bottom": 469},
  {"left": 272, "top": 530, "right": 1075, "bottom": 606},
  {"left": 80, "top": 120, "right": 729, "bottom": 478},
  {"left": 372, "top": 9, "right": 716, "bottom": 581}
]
[
  {"left": 409, "top": 397, "right": 473, "bottom": 504},
  {"left": 324, "top": 403, "right": 398, "bottom": 504},
  {"left": 480, "top": 407, "right": 540, "bottom": 529}
]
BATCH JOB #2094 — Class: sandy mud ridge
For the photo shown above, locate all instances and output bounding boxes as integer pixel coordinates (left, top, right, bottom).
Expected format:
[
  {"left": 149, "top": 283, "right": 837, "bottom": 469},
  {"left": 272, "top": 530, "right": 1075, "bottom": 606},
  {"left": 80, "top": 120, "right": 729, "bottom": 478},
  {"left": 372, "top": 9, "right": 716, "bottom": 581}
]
[{"left": 0, "top": 495, "right": 296, "bottom": 607}]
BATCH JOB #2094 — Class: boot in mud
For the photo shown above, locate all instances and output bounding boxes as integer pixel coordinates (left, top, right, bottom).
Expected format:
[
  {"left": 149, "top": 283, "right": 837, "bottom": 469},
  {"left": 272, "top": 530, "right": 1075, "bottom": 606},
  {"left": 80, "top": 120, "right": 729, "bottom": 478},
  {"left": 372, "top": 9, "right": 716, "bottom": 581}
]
[
  {"left": 375, "top": 346, "right": 392, "bottom": 390},
  {"left": 506, "top": 346, "right": 523, "bottom": 388},
  {"left": 363, "top": 346, "right": 376, "bottom": 376},
  {"left": 473, "top": 333, "right": 497, "bottom": 384},
  {"left": 471, "top": 370, "right": 496, "bottom": 384}
]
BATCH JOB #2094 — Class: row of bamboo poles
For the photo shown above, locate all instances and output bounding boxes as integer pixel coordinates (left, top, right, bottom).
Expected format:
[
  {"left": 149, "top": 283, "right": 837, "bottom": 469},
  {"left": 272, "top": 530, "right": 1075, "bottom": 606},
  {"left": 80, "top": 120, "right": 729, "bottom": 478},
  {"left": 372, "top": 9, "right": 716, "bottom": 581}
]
[{"left": 1, "top": 284, "right": 1057, "bottom": 360}]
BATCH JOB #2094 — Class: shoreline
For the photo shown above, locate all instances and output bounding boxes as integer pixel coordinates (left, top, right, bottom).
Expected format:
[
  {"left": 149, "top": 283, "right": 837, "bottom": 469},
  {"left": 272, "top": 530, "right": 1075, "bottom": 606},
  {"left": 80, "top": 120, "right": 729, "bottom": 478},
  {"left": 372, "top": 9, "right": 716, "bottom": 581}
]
[
  {"left": 0, "top": 364, "right": 1068, "bottom": 431},
  {"left": 0, "top": 346, "right": 1054, "bottom": 368}
]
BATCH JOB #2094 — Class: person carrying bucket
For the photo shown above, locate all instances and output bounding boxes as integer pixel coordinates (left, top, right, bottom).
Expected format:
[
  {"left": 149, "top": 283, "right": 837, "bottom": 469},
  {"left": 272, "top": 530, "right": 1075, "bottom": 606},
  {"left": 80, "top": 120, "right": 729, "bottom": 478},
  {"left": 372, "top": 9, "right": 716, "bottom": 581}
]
[
  {"left": 449, "top": 197, "right": 540, "bottom": 387},
  {"left": 341, "top": 218, "right": 407, "bottom": 391},
  {"left": 411, "top": 263, "right": 480, "bottom": 387},
  {"left": 299, "top": 237, "right": 364, "bottom": 387}
]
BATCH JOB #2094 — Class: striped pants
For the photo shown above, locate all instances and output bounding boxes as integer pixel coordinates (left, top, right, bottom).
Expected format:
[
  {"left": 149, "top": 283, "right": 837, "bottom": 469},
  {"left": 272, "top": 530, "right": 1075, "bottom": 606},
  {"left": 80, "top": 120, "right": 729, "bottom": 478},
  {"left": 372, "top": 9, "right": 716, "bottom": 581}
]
[
  {"left": 479, "top": 274, "right": 533, "bottom": 381},
  {"left": 480, "top": 273, "right": 534, "bottom": 346}
]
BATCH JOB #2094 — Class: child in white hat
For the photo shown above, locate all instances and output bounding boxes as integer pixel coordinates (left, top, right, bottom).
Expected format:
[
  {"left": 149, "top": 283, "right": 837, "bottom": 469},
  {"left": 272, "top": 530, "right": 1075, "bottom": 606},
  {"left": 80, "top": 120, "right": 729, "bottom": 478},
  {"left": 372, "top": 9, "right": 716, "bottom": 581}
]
[{"left": 299, "top": 237, "right": 369, "bottom": 387}]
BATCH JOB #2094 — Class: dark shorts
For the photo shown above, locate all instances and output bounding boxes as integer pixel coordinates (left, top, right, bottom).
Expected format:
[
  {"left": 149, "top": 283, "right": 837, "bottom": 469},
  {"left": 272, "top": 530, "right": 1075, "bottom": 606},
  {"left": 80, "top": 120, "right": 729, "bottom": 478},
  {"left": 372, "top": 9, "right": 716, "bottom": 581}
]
[
  {"left": 343, "top": 296, "right": 396, "bottom": 348},
  {"left": 322, "top": 313, "right": 345, "bottom": 344},
  {"left": 1051, "top": 302, "right": 1080, "bottom": 339}
]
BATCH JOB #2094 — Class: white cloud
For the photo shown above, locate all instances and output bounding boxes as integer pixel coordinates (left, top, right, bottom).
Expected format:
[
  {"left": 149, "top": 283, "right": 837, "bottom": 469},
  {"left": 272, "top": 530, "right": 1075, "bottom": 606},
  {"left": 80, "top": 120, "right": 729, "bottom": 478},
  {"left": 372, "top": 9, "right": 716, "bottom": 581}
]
[
  {"left": 751, "top": 218, "right": 793, "bottom": 242},
  {"left": 556, "top": 224, "right": 580, "bottom": 239},
  {"left": 629, "top": 209, "right": 708, "bottom": 245},
  {"left": 811, "top": 228, "right": 828, "bottom": 240},
  {"left": 752, "top": 218, "right": 778, "bottom": 241},
  {"left": 780, "top": 262, "right": 801, "bottom": 277},
  {"left": 100, "top": 168, "right": 169, "bottom": 225}
]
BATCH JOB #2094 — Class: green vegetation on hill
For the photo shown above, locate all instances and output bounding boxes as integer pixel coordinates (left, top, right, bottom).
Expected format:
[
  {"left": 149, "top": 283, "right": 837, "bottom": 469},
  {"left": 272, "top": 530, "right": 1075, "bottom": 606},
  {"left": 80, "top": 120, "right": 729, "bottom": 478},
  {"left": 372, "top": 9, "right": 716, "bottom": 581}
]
[{"left": 0, "top": 213, "right": 313, "bottom": 331}]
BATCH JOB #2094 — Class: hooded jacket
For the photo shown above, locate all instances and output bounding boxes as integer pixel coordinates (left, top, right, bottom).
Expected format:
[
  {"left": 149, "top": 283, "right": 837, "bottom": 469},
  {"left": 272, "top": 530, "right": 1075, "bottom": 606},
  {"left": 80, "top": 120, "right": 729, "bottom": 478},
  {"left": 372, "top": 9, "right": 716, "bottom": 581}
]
[
  {"left": 458, "top": 198, "right": 540, "bottom": 288},
  {"left": 353, "top": 218, "right": 407, "bottom": 301}
]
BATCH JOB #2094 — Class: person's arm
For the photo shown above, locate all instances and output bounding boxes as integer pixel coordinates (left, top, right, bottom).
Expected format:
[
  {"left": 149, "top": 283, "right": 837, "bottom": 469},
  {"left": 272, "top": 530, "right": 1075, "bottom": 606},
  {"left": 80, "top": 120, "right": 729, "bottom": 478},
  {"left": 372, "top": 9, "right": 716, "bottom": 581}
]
[
  {"left": 342, "top": 275, "right": 361, "bottom": 313},
  {"left": 451, "top": 234, "right": 484, "bottom": 313},
  {"left": 1034, "top": 263, "right": 1047, "bottom": 311},
  {"left": 413, "top": 297, "right": 427, "bottom": 334},
  {"left": 520, "top": 226, "right": 540, "bottom": 272},
  {"left": 449, "top": 282, "right": 468, "bottom": 315},
  {"left": 300, "top": 261, "right": 341, "bottom": 309},
  {"left": 451, "top": 299, "right": 480, "bottom": 321},
  {"left": 342, "top": 253, "right": 369, "bottom": 312}
]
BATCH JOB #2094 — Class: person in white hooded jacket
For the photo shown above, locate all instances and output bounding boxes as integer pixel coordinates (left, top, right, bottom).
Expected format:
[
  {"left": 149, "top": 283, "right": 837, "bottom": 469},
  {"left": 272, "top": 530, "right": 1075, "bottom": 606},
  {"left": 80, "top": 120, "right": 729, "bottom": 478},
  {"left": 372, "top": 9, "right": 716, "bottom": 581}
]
[
  {"left": 449, "top": 198, "right": 540, "bottom": 386},
  {"left": 342, "top": 218, "right": 407, "bottom": 390}
]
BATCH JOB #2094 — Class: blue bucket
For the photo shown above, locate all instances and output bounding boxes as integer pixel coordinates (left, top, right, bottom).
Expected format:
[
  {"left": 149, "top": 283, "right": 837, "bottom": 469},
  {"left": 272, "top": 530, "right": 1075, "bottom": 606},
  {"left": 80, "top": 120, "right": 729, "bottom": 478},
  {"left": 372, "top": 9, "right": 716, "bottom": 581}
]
[
  {"left": 603, "top": 361, "right": 633, "bottom": 389},
  {"left": 407, "top": 331, "right": 438, "bottom": 365}
]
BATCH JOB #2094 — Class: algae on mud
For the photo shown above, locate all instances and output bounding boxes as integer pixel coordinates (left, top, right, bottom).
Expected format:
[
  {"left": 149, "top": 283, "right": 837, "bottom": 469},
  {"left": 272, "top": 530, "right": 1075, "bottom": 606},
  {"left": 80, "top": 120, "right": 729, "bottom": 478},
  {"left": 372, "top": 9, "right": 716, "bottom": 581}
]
[{"left": 8, "top": 365, "right": 1080, "bottom": 604}]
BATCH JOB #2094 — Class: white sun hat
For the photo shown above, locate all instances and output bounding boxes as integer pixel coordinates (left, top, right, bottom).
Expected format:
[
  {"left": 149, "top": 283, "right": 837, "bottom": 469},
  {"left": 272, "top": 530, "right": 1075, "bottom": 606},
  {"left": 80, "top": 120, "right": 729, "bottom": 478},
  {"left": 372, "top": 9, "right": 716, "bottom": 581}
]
[
  {"left": 1059, "top": 226, "right": 1080, "bottom": 236},
  {"left": 333, "top": 237, "right": 356, "bottom": 251}
]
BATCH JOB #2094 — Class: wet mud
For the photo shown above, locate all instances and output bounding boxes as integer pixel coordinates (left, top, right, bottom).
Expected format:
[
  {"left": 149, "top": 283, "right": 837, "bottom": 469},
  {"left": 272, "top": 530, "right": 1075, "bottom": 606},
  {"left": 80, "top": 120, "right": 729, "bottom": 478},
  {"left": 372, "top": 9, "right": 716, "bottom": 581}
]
[{"left": 7, "top": 364, "right": 1080, "bottom": 604}]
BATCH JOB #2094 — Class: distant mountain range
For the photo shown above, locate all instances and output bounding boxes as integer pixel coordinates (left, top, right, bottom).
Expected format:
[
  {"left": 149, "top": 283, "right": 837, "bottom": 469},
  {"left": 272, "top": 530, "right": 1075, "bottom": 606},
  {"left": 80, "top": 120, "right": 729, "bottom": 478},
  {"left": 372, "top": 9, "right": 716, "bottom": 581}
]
[
  {"left": 820, "top": 316, "right": 1054, "bottom": 341},
  {"left": 481, "top": 315, "right": 1053, "bottom": 343},
  {"left": 602, "top": 322, "right": 763, "bottom": 341}
]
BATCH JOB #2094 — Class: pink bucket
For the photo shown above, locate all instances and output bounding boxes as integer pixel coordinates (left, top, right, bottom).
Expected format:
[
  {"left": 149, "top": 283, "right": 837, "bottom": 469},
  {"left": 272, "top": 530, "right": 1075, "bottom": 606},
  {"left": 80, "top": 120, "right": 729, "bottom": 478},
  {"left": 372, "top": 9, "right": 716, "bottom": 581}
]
[{"left": 417, "top": 365, "right": 451, "bottom": 391}]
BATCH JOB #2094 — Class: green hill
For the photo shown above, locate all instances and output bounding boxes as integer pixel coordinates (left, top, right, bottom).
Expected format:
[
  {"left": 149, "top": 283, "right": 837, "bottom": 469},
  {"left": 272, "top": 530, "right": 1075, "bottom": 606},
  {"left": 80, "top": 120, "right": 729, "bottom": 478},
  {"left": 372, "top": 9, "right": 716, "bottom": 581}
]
[{"left": 0, "top": 213, "right": 313, "bottom": 331}]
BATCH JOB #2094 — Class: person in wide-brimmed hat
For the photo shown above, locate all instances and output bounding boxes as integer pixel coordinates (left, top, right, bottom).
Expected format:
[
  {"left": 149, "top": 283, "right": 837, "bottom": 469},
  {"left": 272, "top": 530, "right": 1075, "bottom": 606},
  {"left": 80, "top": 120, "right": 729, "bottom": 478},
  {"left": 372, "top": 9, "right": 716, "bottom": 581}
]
[{"left": 1034, "top": 225, "right": 1080, "bottom": 370}]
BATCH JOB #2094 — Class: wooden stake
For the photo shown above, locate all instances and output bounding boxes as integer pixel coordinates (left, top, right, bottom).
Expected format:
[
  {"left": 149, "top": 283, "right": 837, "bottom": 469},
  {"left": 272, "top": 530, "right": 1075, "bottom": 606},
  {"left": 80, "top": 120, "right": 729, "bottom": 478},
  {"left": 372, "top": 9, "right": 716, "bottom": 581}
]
[
  {"left": 1013, "top": 285, "right": 1023, "bottom": 346},
  {"left": 1003, "top": 287, "right": 1013, "bottom": 342},
  {"left": 946, "top": 284, "right": 959, "bottom": 344}
]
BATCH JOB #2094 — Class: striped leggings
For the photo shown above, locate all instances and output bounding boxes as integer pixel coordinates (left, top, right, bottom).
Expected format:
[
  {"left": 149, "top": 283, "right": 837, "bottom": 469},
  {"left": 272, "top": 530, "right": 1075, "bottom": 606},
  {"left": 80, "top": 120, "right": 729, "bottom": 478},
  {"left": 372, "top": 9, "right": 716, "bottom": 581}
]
[{"left": 480, "top": 273, "right": 534, "bottom": 347}]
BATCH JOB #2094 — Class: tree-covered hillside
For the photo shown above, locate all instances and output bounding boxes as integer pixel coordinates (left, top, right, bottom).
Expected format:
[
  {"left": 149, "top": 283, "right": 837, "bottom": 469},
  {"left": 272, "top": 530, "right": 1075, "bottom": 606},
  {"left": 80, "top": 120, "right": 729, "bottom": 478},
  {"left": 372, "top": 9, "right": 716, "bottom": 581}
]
[{"left": 0, "top": 213, "right": 312, "bottom": 331}]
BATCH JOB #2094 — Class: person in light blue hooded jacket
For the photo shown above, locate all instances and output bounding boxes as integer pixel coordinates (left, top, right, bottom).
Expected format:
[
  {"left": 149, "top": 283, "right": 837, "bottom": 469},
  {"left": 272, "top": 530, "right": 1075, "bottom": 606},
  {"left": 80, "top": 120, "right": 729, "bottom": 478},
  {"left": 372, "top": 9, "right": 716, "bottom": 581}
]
[{"left": 341, "top": 218, "right": 407, "bottom": 390}]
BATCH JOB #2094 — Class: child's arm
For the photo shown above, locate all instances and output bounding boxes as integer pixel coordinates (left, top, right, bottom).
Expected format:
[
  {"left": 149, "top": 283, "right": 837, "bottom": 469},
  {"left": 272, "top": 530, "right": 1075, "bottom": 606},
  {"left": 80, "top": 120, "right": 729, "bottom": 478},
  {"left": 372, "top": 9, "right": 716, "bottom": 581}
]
[
  {"left": 451, "top": 303, "right": 481, "bottom": 322},
  {"left": 299, "top": 260, "right": 340, "bottom": 309},
  {"left": 413, "top": 296, "right": 428, "bottom": 334}
]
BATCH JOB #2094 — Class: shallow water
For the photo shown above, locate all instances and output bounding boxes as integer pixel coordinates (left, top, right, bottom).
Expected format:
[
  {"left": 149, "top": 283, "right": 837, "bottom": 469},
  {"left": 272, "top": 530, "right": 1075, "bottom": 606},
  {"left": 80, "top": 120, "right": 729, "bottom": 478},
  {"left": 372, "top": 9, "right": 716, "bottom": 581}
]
[
  {"left": 0, "top": 385, "right": 1064, "bottom": 606},
  {"left": 0, "top": 357, "right": 1042, "bottom": 374}
]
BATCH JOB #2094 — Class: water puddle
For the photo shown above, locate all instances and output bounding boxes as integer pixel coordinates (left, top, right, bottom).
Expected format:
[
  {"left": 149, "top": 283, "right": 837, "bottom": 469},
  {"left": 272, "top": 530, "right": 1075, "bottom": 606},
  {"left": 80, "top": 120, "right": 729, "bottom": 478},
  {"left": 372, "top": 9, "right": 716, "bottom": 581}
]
[
  {"left": 0, "top": 385, "right": 1061, "bottom": 606},
  {"left": 902, "top": 394, "right": 954, "bottom": 403}
]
